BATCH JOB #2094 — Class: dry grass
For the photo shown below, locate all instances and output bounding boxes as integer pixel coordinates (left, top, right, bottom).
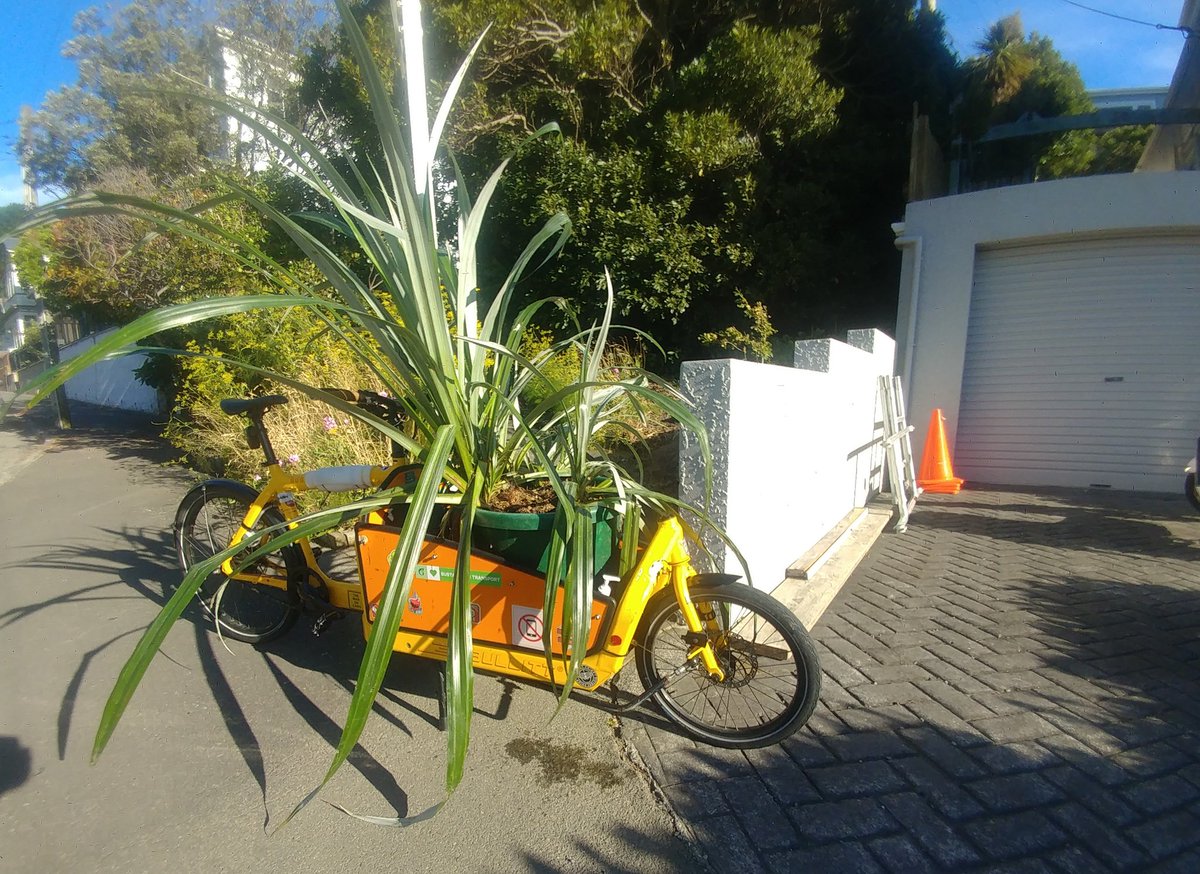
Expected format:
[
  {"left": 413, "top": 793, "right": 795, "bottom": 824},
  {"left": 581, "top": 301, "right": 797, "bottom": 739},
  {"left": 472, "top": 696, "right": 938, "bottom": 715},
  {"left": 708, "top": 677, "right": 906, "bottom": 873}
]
[{"left": 168, "top": 352, "right": 390, "bottom": 484}]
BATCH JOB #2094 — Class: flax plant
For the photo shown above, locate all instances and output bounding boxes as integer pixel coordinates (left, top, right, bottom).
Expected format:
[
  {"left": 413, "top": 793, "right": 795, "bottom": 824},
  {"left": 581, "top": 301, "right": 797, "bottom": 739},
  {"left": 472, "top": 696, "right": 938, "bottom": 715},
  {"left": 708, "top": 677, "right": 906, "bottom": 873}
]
[{"left": 12, "top": 0, "right": 720, "bottom": 821}]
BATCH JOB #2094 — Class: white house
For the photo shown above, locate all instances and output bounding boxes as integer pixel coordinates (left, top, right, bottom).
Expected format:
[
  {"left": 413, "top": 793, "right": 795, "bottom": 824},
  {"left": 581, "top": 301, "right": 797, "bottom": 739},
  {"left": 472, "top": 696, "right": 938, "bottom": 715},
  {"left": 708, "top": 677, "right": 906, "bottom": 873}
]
[
  {"left": 894, "top": 2, "right": 1200, "bottom": 494},
  {"left": 1088, "top": 87, "right": 1169, "bottom": 112},
  {"left": 895, "top": 172, "right": 1200, "bottom": 493},
  {"left": 0, "top": 236, "right": 45, "bottom": 355}
]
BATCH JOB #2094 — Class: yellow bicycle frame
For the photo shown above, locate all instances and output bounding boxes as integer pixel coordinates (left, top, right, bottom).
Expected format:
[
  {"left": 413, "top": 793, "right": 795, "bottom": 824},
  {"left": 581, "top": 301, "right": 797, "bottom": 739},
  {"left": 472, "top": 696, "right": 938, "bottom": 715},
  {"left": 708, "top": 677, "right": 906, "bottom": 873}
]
[
  {"left": 219, "top": 462, "right": 393, "bottom": 613},
  {"left": 219, "top": 466, "right": 727, "bottom": 690}
]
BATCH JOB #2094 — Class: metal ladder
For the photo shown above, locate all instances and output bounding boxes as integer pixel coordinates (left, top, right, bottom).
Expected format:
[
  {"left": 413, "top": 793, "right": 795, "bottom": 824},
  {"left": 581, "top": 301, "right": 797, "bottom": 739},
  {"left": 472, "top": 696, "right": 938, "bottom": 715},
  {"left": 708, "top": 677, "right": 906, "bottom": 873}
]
[{"left": 877, "top": 374, "right": 921, "bottom": 532}]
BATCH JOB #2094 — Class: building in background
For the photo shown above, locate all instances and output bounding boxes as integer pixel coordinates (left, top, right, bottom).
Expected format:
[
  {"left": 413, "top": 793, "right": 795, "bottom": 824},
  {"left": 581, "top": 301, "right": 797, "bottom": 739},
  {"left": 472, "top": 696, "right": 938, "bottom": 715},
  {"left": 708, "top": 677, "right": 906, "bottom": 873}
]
[
  {"left": 0, "top": 236, "right": 44, "bottom": 356},
  {"left": 1089, "top": 87, "right": 1170, "bottom": 112},
  {"left": 1138, "top": 0, "right": 1200, "bottom": 171},
  {"left": 206, "top": 26, "right": 298, "bottom": 174},
  {"left": 894, "top": 1, "right": 1200, "bottom": 494}
]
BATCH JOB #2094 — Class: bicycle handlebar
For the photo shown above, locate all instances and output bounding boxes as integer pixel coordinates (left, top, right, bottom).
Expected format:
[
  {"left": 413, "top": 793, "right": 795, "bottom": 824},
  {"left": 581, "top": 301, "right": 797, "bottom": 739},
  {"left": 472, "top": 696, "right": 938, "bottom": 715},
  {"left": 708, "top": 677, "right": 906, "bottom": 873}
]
[{"left": 321, "top": 388, "right": 407, "bottom": 425}]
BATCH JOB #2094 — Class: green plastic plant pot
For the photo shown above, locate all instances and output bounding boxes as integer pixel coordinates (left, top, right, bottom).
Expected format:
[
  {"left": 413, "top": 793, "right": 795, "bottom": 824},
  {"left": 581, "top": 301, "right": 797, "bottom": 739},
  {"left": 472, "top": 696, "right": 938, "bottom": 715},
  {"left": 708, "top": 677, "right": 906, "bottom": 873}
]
[{"left": 473, "top": 505, "right": 616, "bottom": 575}]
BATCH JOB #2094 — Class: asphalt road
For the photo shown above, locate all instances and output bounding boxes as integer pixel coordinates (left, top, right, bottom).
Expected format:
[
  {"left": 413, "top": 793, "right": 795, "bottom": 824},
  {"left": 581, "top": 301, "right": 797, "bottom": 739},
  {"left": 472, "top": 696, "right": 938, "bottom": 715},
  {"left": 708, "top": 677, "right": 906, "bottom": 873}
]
[{"left": 0, "top": 401, "right": 702, "bottom": 873}]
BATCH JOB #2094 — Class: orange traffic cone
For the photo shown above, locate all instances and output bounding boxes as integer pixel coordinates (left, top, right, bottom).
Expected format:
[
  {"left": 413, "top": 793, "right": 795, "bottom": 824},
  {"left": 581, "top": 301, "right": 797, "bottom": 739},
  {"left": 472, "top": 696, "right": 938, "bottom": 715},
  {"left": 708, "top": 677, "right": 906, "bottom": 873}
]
[{"left": 918, "top": 408, "right": 964, "bottom": 494}]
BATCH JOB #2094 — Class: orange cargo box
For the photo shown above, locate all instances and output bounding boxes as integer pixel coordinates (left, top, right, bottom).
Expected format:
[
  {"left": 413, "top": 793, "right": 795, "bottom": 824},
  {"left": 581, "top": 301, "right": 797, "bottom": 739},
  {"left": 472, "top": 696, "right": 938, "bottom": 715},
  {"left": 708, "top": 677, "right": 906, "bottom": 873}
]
[{"left": 356, "top": 523, "right": 612, "bottom": 655}]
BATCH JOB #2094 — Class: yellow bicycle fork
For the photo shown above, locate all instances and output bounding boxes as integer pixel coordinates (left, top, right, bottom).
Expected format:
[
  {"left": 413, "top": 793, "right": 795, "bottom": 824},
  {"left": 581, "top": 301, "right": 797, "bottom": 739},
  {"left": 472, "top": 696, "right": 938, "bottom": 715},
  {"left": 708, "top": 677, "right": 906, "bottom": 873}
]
[{"left": 667, "top": 541, "right": 727, "bottom": 683}]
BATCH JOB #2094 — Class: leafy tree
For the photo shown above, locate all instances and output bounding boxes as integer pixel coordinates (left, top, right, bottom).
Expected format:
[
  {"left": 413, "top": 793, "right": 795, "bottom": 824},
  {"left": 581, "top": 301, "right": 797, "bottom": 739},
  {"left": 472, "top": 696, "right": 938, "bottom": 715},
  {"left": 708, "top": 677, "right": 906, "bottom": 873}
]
[
  {"left": 963, "top": 19, "right": 1092, "bottom": 182},
  {"left": 24, "top": 0, "right": 961, "bottom": 358},
  {"left": 366, "top": 0, "right": 955, "bottom": 356},
  {"left": 783, "top": 0, "right": 959, "bottom": 331},
  {"left": 10, "top": 322, "right": 47, "bottom": 369},
  {"left": 15, "top": 0, "right": 326, "bottom": 343},
  {"left": 966, "top": 13, "right": 1033, "bottom": 108},
  {"left": 1091, "top": 124, "right": 1154, "bottom": 173},
  {"left": 0, "top": 203, "right": 29, "bottom": 235},
  {"left": 19, "top": 0, "right": 320, "bottom": 194},
  {"left": 13, "top": 169, "right": 270, "bottom": 324},
  {"left": 22, "top": 0, "right": 219, "bottom": 192},
  {"left": 698, "top": 290, "right": 776, "bottom": 362},
  {"left": 959, "top": 13, "right": 1148, "bottom": 183}
]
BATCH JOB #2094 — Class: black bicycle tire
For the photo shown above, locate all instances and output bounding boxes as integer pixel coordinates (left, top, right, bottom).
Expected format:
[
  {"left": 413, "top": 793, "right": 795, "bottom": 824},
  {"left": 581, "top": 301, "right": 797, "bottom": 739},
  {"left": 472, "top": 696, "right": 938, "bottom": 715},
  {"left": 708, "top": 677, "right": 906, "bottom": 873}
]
[
  {"left": 634, "top": 583, "right": 821, "bottom": 748},
  {"left": 174, "top": 481, "right": 301, "bottom": 644}
]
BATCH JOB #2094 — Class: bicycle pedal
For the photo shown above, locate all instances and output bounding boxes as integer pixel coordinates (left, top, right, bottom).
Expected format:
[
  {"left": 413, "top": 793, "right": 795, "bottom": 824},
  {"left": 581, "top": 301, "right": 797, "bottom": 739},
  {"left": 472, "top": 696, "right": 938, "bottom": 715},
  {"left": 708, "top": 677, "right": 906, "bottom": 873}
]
[{"left": 311, "top": 610, "right": 343, "bottom": 637}]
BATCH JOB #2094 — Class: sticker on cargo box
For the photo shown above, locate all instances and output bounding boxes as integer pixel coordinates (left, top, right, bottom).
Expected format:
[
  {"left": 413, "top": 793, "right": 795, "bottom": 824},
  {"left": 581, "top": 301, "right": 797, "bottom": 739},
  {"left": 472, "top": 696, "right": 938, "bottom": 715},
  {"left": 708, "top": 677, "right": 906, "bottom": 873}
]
[
  {"left": 512, "top": 606, "right": 544, "bottom": 650},
  {"left": 409, "top": 562, "right": 502, "bottom": 587}
]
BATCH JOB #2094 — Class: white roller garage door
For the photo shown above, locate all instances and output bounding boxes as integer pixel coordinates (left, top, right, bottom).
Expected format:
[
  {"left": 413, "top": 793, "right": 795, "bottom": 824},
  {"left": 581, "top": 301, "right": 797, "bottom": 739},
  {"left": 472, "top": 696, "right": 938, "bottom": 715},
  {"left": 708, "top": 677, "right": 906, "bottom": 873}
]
[{"left": 956, "top": 234, "right": 1200, "bottom": 492}]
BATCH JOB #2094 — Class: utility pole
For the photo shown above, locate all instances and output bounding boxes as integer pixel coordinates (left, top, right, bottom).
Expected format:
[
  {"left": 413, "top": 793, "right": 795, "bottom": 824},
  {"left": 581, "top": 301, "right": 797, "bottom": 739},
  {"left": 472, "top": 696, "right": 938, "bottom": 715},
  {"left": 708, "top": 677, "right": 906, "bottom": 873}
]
[{"left": 41, "top": 321, "right": 72, "bottom": 430}]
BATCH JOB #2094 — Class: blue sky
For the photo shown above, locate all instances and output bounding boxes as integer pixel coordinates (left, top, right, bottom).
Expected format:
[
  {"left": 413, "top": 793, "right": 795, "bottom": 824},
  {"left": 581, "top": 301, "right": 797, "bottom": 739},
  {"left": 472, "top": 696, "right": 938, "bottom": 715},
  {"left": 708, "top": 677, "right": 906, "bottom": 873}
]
[
  {"left": 940, "top": 1, "right": 1185, "bottom": 89},
  {"left": 0, "top": 1, "right": 1188, "bottom": 206}
]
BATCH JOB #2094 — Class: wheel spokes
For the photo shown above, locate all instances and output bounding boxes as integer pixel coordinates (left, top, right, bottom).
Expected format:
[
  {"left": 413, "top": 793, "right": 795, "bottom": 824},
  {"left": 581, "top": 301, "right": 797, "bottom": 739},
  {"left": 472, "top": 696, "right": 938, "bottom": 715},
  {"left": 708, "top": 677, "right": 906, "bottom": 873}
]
[{"left": 648, "top": 600, "right": 800, "bottom": 733}]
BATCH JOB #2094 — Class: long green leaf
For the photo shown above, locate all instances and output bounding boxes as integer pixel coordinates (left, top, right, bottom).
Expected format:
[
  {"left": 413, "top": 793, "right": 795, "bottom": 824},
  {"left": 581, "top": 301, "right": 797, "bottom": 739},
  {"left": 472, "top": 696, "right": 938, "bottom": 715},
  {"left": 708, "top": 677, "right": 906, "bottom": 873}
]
[
  {"left": 555, "top": 506, "right": 593, "bottom": 712},
  {"left": 540, "top": 504, "right": 573, "bottom": 692},
  {"left": 445, "top": 472, "right": 483, "bottom": 792},
  {"left": 278, "top": 424, "right": 456, "bottom": 827},
  {"left": 457, "top": 122, "right": 562, "bottom": 333},
  {"left": 427, "top": 26, "right": 491, "bottom": 171}
]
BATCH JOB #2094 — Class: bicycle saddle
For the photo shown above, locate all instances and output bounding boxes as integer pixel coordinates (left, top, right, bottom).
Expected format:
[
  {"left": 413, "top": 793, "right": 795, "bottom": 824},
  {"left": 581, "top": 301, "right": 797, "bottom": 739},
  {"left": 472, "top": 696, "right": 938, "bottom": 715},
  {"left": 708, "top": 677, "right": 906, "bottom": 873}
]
[{"left": 219, "top": 395, "right": 289, "bottom": 416}]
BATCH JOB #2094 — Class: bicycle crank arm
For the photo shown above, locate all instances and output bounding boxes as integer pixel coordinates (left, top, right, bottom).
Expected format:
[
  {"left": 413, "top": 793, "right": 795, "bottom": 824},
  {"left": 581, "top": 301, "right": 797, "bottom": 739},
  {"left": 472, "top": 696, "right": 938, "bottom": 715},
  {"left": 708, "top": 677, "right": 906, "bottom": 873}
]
[{"left": 311, "top": 610, "right": 345, "bottom": 636}]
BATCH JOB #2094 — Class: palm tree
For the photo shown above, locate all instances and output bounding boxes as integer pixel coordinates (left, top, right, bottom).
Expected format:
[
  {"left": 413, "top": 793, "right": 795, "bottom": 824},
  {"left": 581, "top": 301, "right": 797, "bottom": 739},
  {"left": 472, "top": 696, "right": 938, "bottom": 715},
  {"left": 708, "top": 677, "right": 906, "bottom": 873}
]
[{"left": 969, "top": 12, "right": 1033, "bottom": 104}]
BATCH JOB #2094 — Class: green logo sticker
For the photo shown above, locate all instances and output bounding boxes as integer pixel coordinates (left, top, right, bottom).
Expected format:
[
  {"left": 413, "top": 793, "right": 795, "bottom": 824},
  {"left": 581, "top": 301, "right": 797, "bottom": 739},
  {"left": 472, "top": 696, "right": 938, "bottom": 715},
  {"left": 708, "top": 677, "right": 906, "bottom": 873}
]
[
  {"left": 468, "top": 569, "right": 502, "bottom": 587},
  {"left": 398, "top": 559, "right": 502, "bottom": 587}
]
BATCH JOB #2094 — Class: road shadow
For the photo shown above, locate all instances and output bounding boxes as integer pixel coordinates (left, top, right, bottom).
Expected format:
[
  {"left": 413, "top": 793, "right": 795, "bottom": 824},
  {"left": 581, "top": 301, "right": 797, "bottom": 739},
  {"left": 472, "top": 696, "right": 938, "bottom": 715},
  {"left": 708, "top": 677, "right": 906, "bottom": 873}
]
[
  {"left": 15, "top": 522, "right": 723, "bottom": 758},
  {"left": 613, "top": 485, "right": 1200, "bottom": 871},
  {"left": 628, "top": 485, "right": 1200, "bottom": 871},
  {"left": 1018, "top": 573, "right": 1200, "bottom": 751},
  {"left": 16, "top": 520, "right": 426, "bottom": 820},
  {"left": 0, "top": 736, "right": 32, "bottom": 797},
  {"left": 0, "top": 525, "right": 180, "bottom": 632},
  {"left": 518, "top": 822, "right": 703, "bottom": 874},
  {"left": 630, "top": 693, "right": 1200, "bottom": 872},
  {"left": 1, "top": 397, "right": 184, "bottom": 471}
]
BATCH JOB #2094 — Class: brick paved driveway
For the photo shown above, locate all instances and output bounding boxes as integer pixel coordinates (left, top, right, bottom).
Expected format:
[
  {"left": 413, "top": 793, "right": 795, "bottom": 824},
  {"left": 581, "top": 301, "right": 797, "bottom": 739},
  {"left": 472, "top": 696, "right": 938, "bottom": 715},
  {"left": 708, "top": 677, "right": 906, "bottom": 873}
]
[{"left": 626, "top": 487, "right": 1200, "bottom": 872}]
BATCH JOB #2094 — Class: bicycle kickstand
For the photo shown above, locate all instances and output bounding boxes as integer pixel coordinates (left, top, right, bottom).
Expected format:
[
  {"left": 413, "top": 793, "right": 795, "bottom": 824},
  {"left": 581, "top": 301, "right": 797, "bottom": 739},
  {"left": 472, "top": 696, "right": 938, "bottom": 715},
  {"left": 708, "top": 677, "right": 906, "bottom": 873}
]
[{"left": 612, "top": 657, "right": 699, "bottom": 713}]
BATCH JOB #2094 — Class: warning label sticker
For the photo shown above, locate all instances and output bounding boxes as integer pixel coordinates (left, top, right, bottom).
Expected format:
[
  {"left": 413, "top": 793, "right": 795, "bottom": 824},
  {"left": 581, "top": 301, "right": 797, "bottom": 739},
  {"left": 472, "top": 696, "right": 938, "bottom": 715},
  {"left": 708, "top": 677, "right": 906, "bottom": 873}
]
[{"left": 511, "top": 605, "right": 544, "bottom": 650}]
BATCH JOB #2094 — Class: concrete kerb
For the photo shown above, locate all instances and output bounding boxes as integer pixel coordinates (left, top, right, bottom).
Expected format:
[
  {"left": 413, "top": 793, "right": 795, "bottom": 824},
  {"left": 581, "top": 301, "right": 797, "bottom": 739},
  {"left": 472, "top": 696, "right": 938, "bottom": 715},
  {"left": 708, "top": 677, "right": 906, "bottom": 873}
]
[{"left": 773, "top": 503, "right": 895, "bottom": 630}]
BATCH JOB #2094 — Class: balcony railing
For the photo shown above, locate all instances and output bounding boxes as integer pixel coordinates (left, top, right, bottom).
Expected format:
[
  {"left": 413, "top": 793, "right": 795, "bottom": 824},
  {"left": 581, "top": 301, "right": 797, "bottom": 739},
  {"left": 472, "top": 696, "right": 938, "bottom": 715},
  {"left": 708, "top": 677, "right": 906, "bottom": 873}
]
[{"left": 1, "top": 288, "right": 39, "bottom": 315}]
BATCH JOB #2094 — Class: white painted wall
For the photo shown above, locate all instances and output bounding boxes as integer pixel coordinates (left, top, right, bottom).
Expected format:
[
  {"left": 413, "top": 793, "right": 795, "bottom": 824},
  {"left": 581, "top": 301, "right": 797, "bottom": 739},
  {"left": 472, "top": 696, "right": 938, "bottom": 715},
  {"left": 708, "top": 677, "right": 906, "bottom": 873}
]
[
  {"left": 896, "top": 171, "right": 1200, "bottom": 466},
  {"left": 679, "top": 329, "right": 894, "bottom": 594},
  {"left": 59, "top": 328, "right": 165, "bottom": 414}
]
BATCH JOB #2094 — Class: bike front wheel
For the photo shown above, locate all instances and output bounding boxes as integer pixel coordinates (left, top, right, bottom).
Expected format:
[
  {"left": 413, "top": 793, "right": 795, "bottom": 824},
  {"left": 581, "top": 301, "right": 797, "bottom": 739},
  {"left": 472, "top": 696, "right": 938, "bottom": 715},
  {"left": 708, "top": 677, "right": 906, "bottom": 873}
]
[
  {"left": 634, "top": 583, "right": 821, "bottom": 748},
  {"left": 174, "top": 481, "right": 301, "bottom": 644}
]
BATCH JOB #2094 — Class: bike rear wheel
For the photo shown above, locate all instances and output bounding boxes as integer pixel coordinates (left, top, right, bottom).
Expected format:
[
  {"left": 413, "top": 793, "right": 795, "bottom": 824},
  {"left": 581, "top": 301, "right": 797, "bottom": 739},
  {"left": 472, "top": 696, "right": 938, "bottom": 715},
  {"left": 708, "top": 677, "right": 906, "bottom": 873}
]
[
  {"left": 174, "top": 481, "right": 301, "bottom": 644},
  {"left": 634, "top": 583, "right": 821, "bottom": 748}
]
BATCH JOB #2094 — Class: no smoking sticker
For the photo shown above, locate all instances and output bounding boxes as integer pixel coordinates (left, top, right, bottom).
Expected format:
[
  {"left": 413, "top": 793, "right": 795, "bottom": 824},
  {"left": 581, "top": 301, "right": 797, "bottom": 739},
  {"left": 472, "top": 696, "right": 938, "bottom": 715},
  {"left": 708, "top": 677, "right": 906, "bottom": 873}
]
[{"left": 511, "top": 605, "right": 544, "bottom": 650}]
